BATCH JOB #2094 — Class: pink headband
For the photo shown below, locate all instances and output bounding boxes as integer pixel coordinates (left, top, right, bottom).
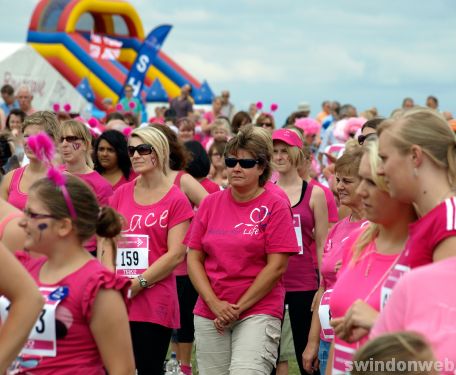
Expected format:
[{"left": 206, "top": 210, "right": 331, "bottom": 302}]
[{"left": 26, "top": 132, "right": 77, "bottom": 220}]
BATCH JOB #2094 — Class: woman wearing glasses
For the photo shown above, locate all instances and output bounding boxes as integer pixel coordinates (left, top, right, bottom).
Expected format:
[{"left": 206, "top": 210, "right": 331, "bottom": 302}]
[
  {"left": 8, "top": 175, "right": 135, "bottom": 374},
  {"left": 255, "top": 113, "right": 275, "bottom": 134},
  {"left": 0, "top": 111, "right": 59, "bottom": 210},
  {"left": 107, "top": 127, "right": 194, "bottom": 374},
  {"left": 186, "top": 125, "right": 299, "bottom": 374},
  {"left": 59, "top": 120, "right": 113, "bottom": 206}
]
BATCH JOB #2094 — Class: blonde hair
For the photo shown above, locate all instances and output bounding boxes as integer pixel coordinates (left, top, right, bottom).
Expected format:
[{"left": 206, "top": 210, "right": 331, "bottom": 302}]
[
  {"left": 60, "top": 120, "right": 93, "bottom": 168},
  {"left": 22, "top": 111, "right": 60, "bottom": 140},
  {"left": 352, "top": 332, "right": 437, "bottom": 375},
  {"left": 131, "top": 126, "right": 169, "bottom": 175},
  {"left": 378, "top": 107, "right": 456, "bottom": 186},
  {"left": 211, "top": 118, "right": 231, "bottom": 137},
  {"left": 351, "top": 138, "right": 387, "bottom": 263}
]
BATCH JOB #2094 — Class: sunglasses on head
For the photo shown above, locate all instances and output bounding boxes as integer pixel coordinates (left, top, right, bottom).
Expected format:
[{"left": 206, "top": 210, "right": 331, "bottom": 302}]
[
  {"left": 60, "top": 136, "right": 82, "bottom": 143},
  {"left": 357, "top": 132, "right": 376, "bottom": 145},
  {"left": 225, "top": 157, "right": 260, "bottom": 169},
  {"left": 127, "top": 144, "right": 154, "bottom": 157}
]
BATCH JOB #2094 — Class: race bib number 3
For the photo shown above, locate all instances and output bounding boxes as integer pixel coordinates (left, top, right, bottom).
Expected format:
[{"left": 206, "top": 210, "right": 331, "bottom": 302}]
[
  {"left": 0, "top": 286, "right": 67, "bottom": 357},
  {"left": 116, "top": 234, "right": 150, "bottom": 278},
  {"left": 293, "top": 214, "right": 304, "bottom": 255}
]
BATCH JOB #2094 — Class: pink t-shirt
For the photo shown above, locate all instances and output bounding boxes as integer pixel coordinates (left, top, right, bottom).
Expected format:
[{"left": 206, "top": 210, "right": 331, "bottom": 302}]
[
  {"left": 13, "top": 252, "right": 129, "bottom": 375},
  {"left": 264, "top": 181, "right": 290, "bottom": 204},
  {"left": 402, "top": 197, "right": 456, "bottom": 268},
  {"left": 7, "top": 166, "right": 28, "bottom": 210},
  {"left": 75, "top": 171, "right": 113, "bottom": 206},
  {"left": 283, "top": 181, "right": 318, "bottom": 292},
  {"left": 321, "top": 218, "right": 369, "bottom": 290},
  {"left": 112, "top": 172, "right": 138, "bottom": 191},
  {"left": 110, "top": 182, "right": 194, "bottom": 328},
  {"left": 185, "top": 188, "right": 299, "bottom": 321},
  {"left": 381, "top": 197, "right": 456, "bottom": 297},
  {"left": 371, "top": 257, "right": 456, "bottom": 375},
  {"left": 330, "top": 239, "right": 400, "bottom": 372},
  {"left": 200, "top": 177, "right": 221, "bottom": 194}
]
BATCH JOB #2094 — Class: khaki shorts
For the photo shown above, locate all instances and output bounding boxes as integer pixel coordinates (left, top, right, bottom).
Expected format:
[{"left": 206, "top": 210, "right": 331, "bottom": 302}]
[
  {"left": 194, "top": 314, "right": 281, "bottom": 375},
  {"left": 279, "top": 307, "right": 294, "bottom": 362}
]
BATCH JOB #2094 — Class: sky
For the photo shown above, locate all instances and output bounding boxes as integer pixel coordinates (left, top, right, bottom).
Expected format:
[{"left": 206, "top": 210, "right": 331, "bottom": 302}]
[{"left": 1, "top": 0, "right": 456, "bottom": 124}]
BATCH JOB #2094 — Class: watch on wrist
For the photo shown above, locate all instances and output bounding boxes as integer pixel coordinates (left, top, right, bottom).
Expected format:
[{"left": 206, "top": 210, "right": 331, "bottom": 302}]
[{"left": 137, "top": 275, "right": 149, "bottom": 288}]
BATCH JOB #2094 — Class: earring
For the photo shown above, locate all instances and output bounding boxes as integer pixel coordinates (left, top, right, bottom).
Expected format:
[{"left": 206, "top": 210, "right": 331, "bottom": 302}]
[{"left": 413, "top": 168, "right": 418, "bottom": 177}]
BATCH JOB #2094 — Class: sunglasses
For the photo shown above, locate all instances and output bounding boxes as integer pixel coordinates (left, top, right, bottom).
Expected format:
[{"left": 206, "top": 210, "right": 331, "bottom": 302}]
[
  {"left": 225, "top": 157, "right": 260, "bottom": 169},
  {"left": 127, "top": 144, "right": 154, "bottom": 157},
  {"left": 357, "top": 133, "right": 376, "bottom": 145},
  {"left": 60, "top": 136, "right": 82, "bottom": 143},
  {"left": 23, "top": 208, "right": 56, "bottom": 220}
]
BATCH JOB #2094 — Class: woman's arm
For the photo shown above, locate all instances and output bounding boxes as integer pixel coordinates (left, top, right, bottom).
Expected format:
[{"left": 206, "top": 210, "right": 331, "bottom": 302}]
[
  {"left": 311, "top": 186, "right": 329, "bottom": 270},
  {"left": 302, "top": 286, "right": 324, "bottom": 373},
  {"left": 90, "top": 288, "right": 135, "bottom": 375},
  {"left": 0, "top": 245, "right": 44, "bottom": 373},
  {"left": 180, "top": 173, "right": 208, "bottom": 207},
  {"left": 200, "top": 117, "right": 212, "bottom": 134},
  {"left": 187, "top": 249, "right": 239, "bottom": 323},
  {"left": 0, "top": 171, "right": 13, "bottom": 201},
  {"left": 235, "top": 253, "right": 289, "bottom": 315},
  {"left": 130, "top": 220, "right": 190, "bottom": 297}
]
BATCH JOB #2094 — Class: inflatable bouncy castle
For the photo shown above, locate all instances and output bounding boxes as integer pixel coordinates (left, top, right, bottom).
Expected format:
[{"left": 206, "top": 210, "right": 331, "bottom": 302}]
[{"left": 27, "top": 0, "right": 214, "bottom": 109}]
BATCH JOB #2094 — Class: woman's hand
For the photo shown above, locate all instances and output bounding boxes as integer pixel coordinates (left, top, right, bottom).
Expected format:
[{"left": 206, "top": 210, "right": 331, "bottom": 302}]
[
  {"left": 129, "top": 278, "right": 142, "bottom": 298},
  {"left": 302, "top": 340, "right": 320, "bottom": 373},
  {"left": 330, "top": 300, "right": 378, "bottom": 343},
  {"left": 208, "top": 299, "right": 239, "bottom": 324}
]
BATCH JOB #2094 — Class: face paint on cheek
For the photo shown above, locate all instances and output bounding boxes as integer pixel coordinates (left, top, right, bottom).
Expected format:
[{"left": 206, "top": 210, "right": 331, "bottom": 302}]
[
  {"left": 37, "top": 223, "right": 48, "bottom": 241},
  {"left": 72, "top": 143, "right": 81, "bottom": 151}
]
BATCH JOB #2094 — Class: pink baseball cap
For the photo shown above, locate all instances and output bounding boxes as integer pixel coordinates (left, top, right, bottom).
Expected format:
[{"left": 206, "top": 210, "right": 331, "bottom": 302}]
[{"left": 272, "top": 128, "right": 303, "bottom": 148}]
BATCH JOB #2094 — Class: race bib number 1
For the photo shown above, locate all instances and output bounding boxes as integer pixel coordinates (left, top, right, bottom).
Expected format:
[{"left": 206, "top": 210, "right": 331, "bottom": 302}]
[
  {"left": 0, "top": 286, "right": 67, "bottom": 357},
  {"left": 293, "top": 214, "right": 303, "bottom": 255},
  {"left": 116, "top": 234, "right": 150, "bottom": 278},
  {"left": 318, "top": 289, "right": 334, "bottom": 339}
]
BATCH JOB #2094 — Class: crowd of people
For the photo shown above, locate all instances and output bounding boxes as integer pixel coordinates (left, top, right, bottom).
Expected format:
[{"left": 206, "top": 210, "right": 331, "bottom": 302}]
[{"left": 0, "top": 81, "right": 455, "bottom": 375}]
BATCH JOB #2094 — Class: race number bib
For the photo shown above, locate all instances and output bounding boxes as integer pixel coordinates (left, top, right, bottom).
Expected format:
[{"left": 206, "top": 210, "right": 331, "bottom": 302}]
[
  {"left": 333, "top": 343, "right": 356, "bottom": 374},
  {"left": 116, "top": 234, "right": 150, "bottom": 278},
  {"left": 318, "top": 289, "right": 334, "bottom": 339},
  {"left": 380, "top": 264, "right": 410, "bottom": 310},
  {"left": 293, "top": 214, "right": 303, "bottom": 255},
  {"left": 0, "top": 286, "right": 68, "bottom": 357}
]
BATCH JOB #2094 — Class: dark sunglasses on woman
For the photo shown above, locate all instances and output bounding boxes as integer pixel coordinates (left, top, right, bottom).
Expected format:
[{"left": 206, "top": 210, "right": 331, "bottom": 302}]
[
  {"left": 225, "top": 157, "right": 260, "bottom": 169},
  {"left": 127, "top": 144, "right": 154, "bottom": 157}
]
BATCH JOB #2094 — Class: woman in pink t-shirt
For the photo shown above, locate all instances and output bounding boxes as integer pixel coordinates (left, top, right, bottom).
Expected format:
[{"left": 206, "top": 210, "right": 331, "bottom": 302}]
[
  {"left": 107, "top": 126, "right": 194, "bottom": 375},
  {"left": 327, "top": 138, "right": 416, "bottom": 374},
  {"left": 7, "top": 175, "right": 134, "bottom": 374},
  {"left": 378, "top": 108, "right": 456, "bottom": 272},
  {"left": 303, "top": 146, "right": 367, "bottom": 375},
  {"left": 272, "top": 128, "right": 329, "bottom": 375},
  {"left": 186, "top": 125, "right": 300, "bottom": 375},
  {"left": 93, "top": 130, "right": 137, "bottom": 191},
  {"left": 200, "top": 96, "right": 223, "bottom": 143},
  {"left": 0, "top": 111, "right": 60, "bottom": 210}
]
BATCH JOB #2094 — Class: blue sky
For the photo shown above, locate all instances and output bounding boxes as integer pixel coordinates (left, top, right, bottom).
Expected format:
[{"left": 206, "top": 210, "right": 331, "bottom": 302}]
[{"left": 2, "top": 0, "right": 456, "bottom": 124}]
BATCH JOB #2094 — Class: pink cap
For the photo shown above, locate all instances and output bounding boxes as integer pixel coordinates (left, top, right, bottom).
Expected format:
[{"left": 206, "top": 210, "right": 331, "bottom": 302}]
[
  {"left": 272, "top": 128, "right": 303, "bottom": 148},
  {"left": 294, "top": 118, "right": 320, "bottom": 136}
]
